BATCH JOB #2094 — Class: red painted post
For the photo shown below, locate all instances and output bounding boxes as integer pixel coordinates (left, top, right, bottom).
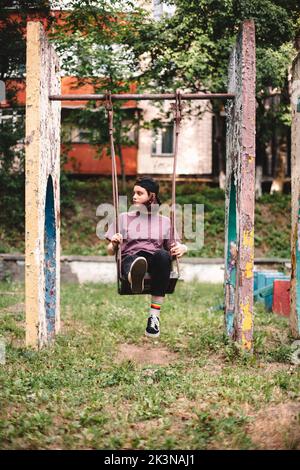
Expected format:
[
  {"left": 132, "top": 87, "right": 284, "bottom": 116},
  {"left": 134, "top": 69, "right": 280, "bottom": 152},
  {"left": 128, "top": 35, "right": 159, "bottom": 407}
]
[
  {"left": 291, "top": 51, "right": 300, "bottom": 338},
  {"left": 225, "top": 20, "right": 256, "bottom": 351}
]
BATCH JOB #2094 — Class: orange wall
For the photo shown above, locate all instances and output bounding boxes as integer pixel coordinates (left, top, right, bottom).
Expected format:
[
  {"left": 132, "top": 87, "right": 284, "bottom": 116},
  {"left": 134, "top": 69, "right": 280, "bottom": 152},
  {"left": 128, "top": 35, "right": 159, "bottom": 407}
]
[
  {"left": 5, "top": 77, "right": 137, "bottom": 108},
  {"left": 60, "top": 79, "right": 138, "bottom": 175},
  {"left": 61, "top": 77, "right": 137, "bottom": 108},
  {"left": 64, "top": 145, "right": 137, "bottom": 176},
  {"left": 3, "top": 79, "right": 137, "bottom": 176},
  {"left": 4, "top": 80, "right": 26, "bottom": 105}
]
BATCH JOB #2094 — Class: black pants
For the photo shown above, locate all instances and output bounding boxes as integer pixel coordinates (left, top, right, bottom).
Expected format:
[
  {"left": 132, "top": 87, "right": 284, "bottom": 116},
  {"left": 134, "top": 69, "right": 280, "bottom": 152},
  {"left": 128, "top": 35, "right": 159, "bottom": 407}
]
[{"left": 122, "top": 250, "right": 171, "bottom": 297}]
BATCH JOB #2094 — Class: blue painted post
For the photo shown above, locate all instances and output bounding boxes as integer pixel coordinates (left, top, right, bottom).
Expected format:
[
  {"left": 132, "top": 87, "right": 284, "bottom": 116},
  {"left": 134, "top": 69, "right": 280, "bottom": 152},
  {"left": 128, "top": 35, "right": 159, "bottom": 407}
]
[
  {"left": 225, "top": 177, "right": 237, "bottom": 337},
  {"left": 44, "top": 177, "right": 57, "bottom": 340}
]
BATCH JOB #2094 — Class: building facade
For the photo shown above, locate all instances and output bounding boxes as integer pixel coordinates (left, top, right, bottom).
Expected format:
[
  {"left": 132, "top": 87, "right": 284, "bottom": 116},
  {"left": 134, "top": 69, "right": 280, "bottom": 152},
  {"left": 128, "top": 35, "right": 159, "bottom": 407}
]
[{"left": 1, "top": 2, "right": 213, "bottom": 178}]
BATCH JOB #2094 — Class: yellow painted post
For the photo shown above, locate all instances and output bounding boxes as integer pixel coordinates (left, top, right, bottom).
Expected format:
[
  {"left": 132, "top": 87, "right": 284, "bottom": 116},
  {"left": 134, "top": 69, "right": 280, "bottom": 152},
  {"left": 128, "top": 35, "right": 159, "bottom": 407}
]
[
  {"left": 225, "top": 20, "right": 256, "bottom": 351},
  {"left": 25, "top": 22, "right": 61, "bottom": 348}
]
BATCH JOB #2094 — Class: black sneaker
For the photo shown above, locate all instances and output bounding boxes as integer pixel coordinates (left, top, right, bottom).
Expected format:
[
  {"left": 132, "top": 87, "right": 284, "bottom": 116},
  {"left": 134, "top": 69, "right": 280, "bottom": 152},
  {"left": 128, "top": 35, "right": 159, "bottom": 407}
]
[
  {"left": 145, "top": 315, "right": 160, "bottom": 338},
  {"left": 128, "top": 257, "right": 147, "bottom": 294}
]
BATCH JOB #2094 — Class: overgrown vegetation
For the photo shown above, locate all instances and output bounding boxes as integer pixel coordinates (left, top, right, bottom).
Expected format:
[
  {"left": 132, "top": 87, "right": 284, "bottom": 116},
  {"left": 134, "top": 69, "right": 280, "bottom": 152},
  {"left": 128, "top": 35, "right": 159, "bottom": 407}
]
[
  {"left": 0, "top": 281, "right": 299, "bottom": 450},
  {"left": 0, "top": 1, "right": 53, "bottom": 253},
  {"left": 0, "top": 1, "right": 297, "bottom": 257},
  {"left": 0, "top": 178, "right": 292, "bottom": 258}
]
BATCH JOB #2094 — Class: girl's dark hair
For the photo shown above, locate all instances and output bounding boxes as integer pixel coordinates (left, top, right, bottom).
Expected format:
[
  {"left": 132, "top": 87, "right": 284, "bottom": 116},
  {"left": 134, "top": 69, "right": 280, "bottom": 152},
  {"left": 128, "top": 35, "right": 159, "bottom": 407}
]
[{"left": 134, "top": 176, "right": 161, "bottom": 205}]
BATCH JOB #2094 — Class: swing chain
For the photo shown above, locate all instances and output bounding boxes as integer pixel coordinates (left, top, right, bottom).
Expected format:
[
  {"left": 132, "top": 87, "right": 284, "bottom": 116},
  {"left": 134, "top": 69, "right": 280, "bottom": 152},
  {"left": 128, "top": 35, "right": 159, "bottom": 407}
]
[
  {"left": 104, "top": 90, "right": 121, "bottom": 281},
  {"left": 171, "top": 89, "right": 183, "bottom": 130},
  {"left": 105, "top": 91, "right": 113, "bottom": 134},
  {"left": 170, "top": 90, "right": 182, "bottom": 278},
  {"left": 175, "top": 89, "right": 183, "bottom": 130}
]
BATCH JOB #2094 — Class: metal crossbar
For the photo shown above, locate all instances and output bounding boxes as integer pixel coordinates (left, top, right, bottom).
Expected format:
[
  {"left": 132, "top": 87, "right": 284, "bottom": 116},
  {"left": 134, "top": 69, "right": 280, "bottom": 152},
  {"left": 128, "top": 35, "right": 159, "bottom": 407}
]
[{"left": 49, "top": 93, "right": 234, "bottom": 101}]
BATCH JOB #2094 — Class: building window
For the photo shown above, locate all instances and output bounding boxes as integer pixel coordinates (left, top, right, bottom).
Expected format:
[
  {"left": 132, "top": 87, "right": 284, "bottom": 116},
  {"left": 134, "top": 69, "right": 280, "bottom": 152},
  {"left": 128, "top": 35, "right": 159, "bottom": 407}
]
[
  {"left": 0, "top": 108, "right": 24, "bottom": 139},
  {"left": 61, "top": 108, "right": 139, "bottom": 145},
  {"left": 61, "top": 108, "right": 101, "bottom": 144},
  {"left": 62, "top": 123, "right": 101, "bottom": 144},
  {"left": 152, "top": 122, "right": 174, "bottom": 156},
  {"left": 0, "top": 108, "right": 24, "bottom": 125}
]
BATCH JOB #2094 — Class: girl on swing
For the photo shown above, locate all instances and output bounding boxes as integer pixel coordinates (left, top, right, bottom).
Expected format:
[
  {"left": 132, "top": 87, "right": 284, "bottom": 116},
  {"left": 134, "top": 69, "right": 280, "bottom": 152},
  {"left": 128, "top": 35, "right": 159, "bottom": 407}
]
[{"left": 105, "top": 176, "right": 187, "bottom": 338}]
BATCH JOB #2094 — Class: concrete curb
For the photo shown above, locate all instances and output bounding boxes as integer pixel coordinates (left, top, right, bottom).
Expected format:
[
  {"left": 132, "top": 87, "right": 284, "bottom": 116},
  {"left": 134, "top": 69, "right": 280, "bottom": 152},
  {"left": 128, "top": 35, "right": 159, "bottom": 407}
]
[{"left": 0, "top": 253, "right": 291, "bottom": 284}]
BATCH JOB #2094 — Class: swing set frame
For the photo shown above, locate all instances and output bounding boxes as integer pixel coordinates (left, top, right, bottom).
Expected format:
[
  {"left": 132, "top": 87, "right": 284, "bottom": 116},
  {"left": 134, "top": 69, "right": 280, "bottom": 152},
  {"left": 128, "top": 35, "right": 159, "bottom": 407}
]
[{"left": 24, "top": 20, "right": 265, "bottom": 352}]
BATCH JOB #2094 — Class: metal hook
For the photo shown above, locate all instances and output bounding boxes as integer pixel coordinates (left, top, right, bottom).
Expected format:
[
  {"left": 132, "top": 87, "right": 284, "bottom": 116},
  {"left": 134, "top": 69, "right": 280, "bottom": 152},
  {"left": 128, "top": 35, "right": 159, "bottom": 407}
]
[
  {"left": 105, "top": 91, "right": 114, "bottom": 133},
  {"left": 104, "top": 90, "right": 113, "bottom": 111},
  {"left": 171, "top": 89, "right": 183, "bottom": 131}
]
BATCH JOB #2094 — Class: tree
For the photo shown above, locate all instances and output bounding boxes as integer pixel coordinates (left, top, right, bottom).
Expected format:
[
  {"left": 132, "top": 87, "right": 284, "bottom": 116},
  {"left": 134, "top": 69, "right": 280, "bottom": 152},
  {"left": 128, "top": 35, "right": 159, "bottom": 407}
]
[
  {"left": 0, "top": 1, "right": 52, "bottom": 80},
  {"left": 126, "top": 0, "right": 300, "bottom": 190},
  {"left": 0, "top": 1, "right": 52, "bottom": 248},
  {"left": 51, "top": 0, "right": 146, "bottom": 191}
]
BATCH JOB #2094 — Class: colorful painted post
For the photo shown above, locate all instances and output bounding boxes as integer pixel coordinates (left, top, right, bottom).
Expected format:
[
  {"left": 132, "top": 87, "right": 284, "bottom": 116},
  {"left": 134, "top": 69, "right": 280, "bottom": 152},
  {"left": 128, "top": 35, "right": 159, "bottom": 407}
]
[
  {"left": 25, "top": 22, "right": 61, "bottom": 348},
  {"left": 225, "top": 20, "right": 256, "bottom": 351},
  {"left": 290, "top": 51, "right": 300, "bottom": 339}
]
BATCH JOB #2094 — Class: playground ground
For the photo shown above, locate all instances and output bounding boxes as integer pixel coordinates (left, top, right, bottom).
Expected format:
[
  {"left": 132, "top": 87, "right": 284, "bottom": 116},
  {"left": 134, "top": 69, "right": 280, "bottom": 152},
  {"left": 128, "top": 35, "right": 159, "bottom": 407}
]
[{"left": 0, "top": 281, "right": 299, "bottom": 450}]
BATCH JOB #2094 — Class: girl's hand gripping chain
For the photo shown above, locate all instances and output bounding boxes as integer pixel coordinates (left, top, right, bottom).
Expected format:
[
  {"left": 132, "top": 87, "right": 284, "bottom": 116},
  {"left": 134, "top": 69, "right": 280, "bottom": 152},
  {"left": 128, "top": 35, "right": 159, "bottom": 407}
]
[{"left": 170, "top": 242, "right": 187, "bottom": 258}]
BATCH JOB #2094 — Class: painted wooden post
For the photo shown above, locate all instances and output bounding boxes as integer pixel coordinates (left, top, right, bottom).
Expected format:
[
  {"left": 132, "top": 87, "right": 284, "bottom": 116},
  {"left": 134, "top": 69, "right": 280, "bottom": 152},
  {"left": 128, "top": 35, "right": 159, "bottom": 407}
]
[
  {"left": 224, "top": 20, "right": 256, "bottom": 351},
  {"left": 25, "top": 22, "right": 61, "bottom": 348},
  {"left": 290, "top": 51, "right": 300, "bottom": 339}
]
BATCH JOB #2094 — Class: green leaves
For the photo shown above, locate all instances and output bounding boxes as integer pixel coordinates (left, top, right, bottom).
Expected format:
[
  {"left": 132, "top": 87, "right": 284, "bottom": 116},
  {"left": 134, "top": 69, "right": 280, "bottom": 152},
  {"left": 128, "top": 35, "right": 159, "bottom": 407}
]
[{"left": 256, "top": 43, "right": 295, "bottom": 92}]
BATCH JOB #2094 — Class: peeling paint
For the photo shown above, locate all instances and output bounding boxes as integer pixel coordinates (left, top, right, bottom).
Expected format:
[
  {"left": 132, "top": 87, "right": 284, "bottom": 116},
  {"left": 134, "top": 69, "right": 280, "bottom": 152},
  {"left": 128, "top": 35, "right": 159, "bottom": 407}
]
[
  {"left": 241, "top": 301, "right": 253, "bottom": 351},
  {"left": 241, "top": 336, "right": 252, "bottom": 351},
  {"left": 245, "top": 260, "right": 253, "bottom": 278},
  {"left": 243, "top": 229, "right": 254, "bottom": 249},
  {"left": 225, "top": 20, "right": 256, "bottom": 352},
  {"left": 241, "top": 301, "right": 252, "bottom": 330},
  {"left": 291, "top": 53, "right": 300, "bottom": 338},
  {"left": 25, "top": 22, "right": 61, "bottom": 349}
]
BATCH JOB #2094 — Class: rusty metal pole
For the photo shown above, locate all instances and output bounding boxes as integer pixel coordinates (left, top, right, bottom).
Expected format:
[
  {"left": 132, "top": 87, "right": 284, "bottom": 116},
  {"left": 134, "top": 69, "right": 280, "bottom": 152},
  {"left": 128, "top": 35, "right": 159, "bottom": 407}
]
[
  {"left": 225, "top": 20, "right": 256, "bottom": 352},
  {"left": 49, "top": 93, "right": 235, "bottom": 102},
  {"left": 290, "top": 52, "right": 300, "bottom": 338}
]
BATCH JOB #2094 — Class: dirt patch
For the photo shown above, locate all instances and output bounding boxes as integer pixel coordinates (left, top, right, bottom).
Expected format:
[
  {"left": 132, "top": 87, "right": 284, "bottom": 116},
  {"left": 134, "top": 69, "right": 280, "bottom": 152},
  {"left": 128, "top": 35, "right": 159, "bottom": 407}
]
[
  {"left": 115, "top": 341, "right": 179, "bottom": 366},
  {"left": 122, "top": 397, "right": 201, "bottom": 447},
  {"left": 0, "top": 292, "right": 23, "bottom": 296},
  {"left": 260, "top": 362, "right": 292, "bottom": 373},
  {"left": 168, "top": 396, "right": 202, "bottom": 419},
  {"left": 129, "top": 417, "right": 164, "bottom": 434},
  {"left": 202, "top": 356, "right": 225, "bottom": 375},
  {"left": 1, "top": 302, "right": 24, "bottom": 314},
  {"left": 60, "top": 308, "right": 90, "bottom": 335},
  {"left": 246, "top": 401, "right": 300, "bottom": 449}
]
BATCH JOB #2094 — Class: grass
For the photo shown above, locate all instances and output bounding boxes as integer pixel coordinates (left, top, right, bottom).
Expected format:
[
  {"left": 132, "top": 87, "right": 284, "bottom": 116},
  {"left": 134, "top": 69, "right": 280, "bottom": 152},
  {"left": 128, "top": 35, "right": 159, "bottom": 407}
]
[
  {"left": 0, "top": 178, "right": 293, "bottom": 258},
  {"left": 0, "top": 280, "right": 299, "bottom": 450}
]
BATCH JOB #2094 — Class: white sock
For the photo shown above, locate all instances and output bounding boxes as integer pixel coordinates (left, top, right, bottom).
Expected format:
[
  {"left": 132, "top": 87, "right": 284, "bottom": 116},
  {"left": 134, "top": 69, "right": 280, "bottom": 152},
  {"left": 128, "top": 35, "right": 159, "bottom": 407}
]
[{"left": 149, "top": 300, "right": 162, "bottom": 318}]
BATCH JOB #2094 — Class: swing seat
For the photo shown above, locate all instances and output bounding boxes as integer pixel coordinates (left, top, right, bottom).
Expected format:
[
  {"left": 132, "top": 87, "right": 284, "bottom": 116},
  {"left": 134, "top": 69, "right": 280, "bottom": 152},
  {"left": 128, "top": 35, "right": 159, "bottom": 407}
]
[
  {"left": 107, "top": 90, "right": 183, "bottom": 297},
  {"left": 118, "top": 271, "right": 179, "bottom": 295}
]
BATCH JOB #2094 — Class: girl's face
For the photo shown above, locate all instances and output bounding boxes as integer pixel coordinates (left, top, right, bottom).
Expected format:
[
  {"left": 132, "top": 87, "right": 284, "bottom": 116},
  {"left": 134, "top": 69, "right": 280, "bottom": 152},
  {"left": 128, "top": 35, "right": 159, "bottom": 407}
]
[{"left": 132, "top": 185, "right": 151, "bottom": 206}]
